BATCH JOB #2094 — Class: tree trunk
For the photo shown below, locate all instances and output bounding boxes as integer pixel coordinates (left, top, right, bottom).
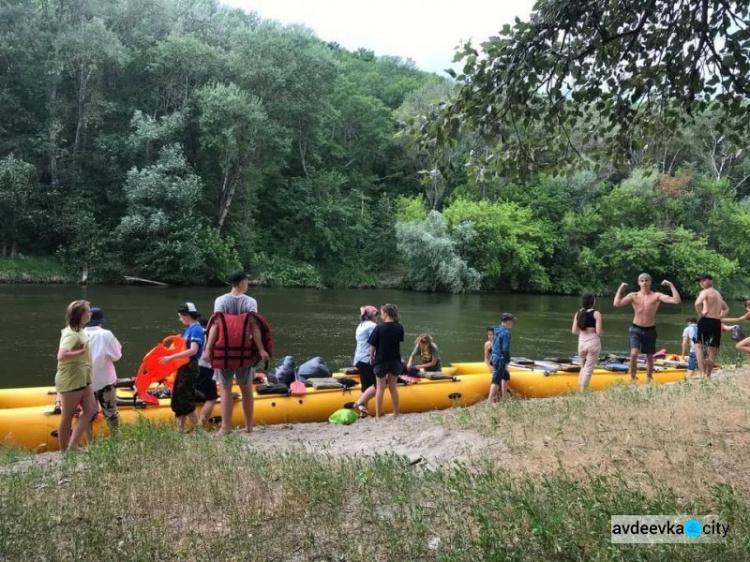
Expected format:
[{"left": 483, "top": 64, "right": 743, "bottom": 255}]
[
  {"left": 48, "top": 80, "right": 59, "bottom": 186},
  {"left": 73, "top": 68, "right": 92, "bottom": 154},
  {"left": 217, "top": 165, "right": 235, "bottom": 233},
  {"left": 298, "top": 138, "right": 309, "bottom": 178}
]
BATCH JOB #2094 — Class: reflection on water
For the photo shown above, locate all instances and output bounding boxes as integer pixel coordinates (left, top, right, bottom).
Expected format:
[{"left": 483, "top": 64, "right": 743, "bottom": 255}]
[{"left": 0, "top": 285, "right": 732, "bottom": 388}]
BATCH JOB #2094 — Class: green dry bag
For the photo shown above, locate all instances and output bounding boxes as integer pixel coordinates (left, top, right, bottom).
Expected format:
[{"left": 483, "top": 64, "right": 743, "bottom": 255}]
[{"left": 329, "top": 408, "right": 358, "bottom": 425}]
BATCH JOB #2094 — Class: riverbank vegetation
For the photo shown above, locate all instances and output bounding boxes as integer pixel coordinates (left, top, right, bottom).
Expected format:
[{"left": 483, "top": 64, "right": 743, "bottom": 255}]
[
  {"left": 1, "top": 373, "right": 748, "bottom": 560},
  {"left": 0, "top": 256, "right": 73, "bottom": 284},
  {"left": 2, "top": 0, "right": 750, "bottom": 297}
]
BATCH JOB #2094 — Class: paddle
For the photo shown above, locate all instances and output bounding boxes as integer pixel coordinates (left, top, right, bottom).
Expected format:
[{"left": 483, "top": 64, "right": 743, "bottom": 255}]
[{"left": 290, "top": 368, "right": 306, "bottom": 396}]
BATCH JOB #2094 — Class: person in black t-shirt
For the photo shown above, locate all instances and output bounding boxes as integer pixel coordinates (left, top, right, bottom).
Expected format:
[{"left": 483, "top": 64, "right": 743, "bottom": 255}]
[{"left": 367, "top": 303, "right": 404, "bottom": 418}]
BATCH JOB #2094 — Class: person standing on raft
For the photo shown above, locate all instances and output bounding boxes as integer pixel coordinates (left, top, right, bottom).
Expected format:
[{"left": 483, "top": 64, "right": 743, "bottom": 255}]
[{"left": 613, "top": 273, "right": 681, "bottom": 383}]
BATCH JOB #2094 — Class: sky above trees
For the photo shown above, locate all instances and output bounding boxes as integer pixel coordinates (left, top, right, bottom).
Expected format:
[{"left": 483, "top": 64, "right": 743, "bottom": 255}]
[{"left": 222, "top": 0, "right": 536, "bottom": 73}]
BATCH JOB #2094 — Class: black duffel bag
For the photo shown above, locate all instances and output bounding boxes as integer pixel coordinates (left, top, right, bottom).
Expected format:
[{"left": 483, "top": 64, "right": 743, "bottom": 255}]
[{"left": 256, "top": 383, "right": 290, "bottom": 395}]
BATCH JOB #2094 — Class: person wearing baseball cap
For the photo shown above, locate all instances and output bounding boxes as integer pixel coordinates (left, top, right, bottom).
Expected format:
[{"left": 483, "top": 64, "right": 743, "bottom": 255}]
[
  {"left": 84, "top": 306, "right": 122, "bottom": 432},
  {"left": 694, "top": 273, "right": 729, "bottom": 378},
  {"left": 202, "top": 270, "right": 269, "bottom": 434},
  {"left": 488, "top": 313, "right": 515, "bottom": 402},
  {"left": 613, "top": 273, "right": 681, "bottom": 383},
  {"left": 159, "top": 302, "right": 205, "bottom": 431}
]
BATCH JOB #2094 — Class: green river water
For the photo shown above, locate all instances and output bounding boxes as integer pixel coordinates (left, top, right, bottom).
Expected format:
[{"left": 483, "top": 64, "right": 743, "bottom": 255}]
[{"left": 0, "top": 285, "right": 739, "bottom": 388}]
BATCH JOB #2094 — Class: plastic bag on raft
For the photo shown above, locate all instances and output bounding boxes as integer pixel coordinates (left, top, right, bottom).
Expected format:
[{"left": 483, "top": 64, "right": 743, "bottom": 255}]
[
  {"left": 267, "top": 355, "right": 296, "bottom": 385},
  {"left": 297, "top": 357, "right": 332, "bottom": 380}
]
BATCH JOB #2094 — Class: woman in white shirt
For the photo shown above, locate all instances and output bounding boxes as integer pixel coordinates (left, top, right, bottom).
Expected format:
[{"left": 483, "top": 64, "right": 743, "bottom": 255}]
[{"left": 351, "top": 305, "right": 378, "bottom": 417}]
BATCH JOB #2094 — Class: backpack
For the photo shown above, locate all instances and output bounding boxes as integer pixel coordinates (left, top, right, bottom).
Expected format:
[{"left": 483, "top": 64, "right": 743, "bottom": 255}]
[
  {"left": 329, "top": 408, "right": 358, "bottom": 425},
  {"left": 206, "top": 311, "right": 274, "bottom": 369},
  {"left": 267, "top": 356, "right": 296, "bottom": 385},
  {"left": 297, "top": 357, "right": 332, "bottom": 380}
]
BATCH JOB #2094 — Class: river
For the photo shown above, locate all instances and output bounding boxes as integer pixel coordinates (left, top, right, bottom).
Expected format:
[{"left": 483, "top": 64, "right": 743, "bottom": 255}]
[{"left": 0, "top": 285, "right": 739, "bottom": 388}]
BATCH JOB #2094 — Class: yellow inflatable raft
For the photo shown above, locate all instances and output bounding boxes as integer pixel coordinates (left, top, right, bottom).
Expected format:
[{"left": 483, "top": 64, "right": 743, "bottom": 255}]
[
  {"left": 451, "top": 361, "right": 686, "bottom": 398},
  {"left": 0, "top": 366, "right": 458, "bottom": 409},
  {"left": 0, "top": 370, "right": 487, "bottom": 452}
]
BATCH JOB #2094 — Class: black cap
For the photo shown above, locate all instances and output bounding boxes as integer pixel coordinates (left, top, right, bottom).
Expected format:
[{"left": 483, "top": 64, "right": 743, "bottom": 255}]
[
  {"left": 228, "top": 270, "right": 248, "bottom": 285},
  {"left": 500, "top": 313, "right": 515, "bottom": 322},
  {"left": 86, "top": 307, "right": 104, "bottom": 327},
  {"left": 696, "top": 273, "right": 713, "bottom": 281},
  {"left": 177, "top": 302, "right": 199, "bottom": 314}
]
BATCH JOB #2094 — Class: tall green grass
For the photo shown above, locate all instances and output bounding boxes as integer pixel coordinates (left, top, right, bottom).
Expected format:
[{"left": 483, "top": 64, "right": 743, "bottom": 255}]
[
  {"left": 1, "top": 417, "right": 748, "bottom": 560},
  {"left": 2, "top": 376, "right": 750, "bottom": 560}
]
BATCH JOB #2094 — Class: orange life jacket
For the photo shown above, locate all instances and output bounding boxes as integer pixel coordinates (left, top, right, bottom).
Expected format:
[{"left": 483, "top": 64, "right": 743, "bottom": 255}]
[
  {"left": 134, "top": 335, "right": 189, "bottom": 405},
  {"left": 206, "top": 311, "right": 273, "bottom": 369}
]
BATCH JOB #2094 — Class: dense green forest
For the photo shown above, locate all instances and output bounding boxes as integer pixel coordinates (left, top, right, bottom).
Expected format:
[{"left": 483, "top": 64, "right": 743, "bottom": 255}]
[{"left": 1, "top": 0, "right": 749, "bottom": 297}]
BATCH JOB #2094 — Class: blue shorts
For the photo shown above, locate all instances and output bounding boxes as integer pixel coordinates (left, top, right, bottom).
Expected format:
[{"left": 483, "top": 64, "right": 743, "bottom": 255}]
[{"left": 688, "top": 352, "right": 697, "bottom": 371}]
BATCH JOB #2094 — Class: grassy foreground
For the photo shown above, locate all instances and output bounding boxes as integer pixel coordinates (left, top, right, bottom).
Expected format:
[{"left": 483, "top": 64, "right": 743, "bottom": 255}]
[{"left": 1, "top": 375, "right": 750, "bottom": 561}]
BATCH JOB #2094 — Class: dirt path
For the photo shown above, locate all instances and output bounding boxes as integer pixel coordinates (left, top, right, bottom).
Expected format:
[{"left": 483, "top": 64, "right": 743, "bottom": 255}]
[{"left": 242, "top": 408, "right": 505, "bottom": 468}]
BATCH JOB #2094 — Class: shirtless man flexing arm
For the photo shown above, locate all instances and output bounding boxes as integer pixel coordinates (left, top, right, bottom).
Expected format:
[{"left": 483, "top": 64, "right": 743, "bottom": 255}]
[
  {"left": 694, "top": 273, "right": 729, "bottom": 378},
  {"left": 613, "top": 273, "right": 681, "bottom": 383}
]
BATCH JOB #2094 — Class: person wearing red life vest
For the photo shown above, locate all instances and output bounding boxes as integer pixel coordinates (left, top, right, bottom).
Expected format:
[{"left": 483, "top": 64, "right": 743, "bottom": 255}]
[{"left": 202, "top": 271, "right": 270, "bottom": 434}]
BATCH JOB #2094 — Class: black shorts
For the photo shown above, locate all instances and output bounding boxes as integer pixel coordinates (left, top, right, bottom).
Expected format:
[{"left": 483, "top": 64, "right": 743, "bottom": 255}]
[
  {"left": 355, "top": 361, "right": 376, "bottom": 391},
  {"left": 196, "top": 366, "right": 218, "bottom": 402},
  {"left": 171, "top": 361, "right": 198, "bottom": 417},
  {"left": 373, "top": 360, "right": 403, "bottom": 379},
  {"left": 491, "top": 366, "right": 510, "bottom": 384},
  {"left": 697, "top": 317, "right": 722, "bottom": 348},
  {"left": 628, "top": 324, "right": 658, "bottom": 354}
]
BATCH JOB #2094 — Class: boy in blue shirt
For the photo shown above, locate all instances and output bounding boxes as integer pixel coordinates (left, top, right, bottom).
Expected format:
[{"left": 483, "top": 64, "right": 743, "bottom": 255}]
[
  {"left": 489, "top": 313, "right": 514, "bottom": 402},
  {"left": 160, "top": 302, "right": 204, "bottom": 431}
]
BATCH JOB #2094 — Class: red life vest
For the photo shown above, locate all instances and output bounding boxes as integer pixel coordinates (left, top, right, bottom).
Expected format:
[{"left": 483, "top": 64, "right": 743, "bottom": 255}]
[{"left": 206, "top": 311, "right": 273, "bottom": 369}]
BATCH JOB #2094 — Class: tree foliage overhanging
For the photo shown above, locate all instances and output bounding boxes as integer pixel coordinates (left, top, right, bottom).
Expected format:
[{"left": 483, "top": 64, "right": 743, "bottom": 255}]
[
  {"left": 2, "top": 0, "right": 750, "bottom": 298},
  {"left": 422, "top": 0, "right": 750, "bottom": 177}
]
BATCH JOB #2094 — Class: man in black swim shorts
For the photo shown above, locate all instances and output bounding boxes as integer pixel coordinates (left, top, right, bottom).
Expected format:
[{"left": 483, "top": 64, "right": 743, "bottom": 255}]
[
  {"left": 614, "top": 273, "right": 681, "bottom": 382},
  {"left": 694, "top": 274, "right": 729, "bottom": 377}
]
